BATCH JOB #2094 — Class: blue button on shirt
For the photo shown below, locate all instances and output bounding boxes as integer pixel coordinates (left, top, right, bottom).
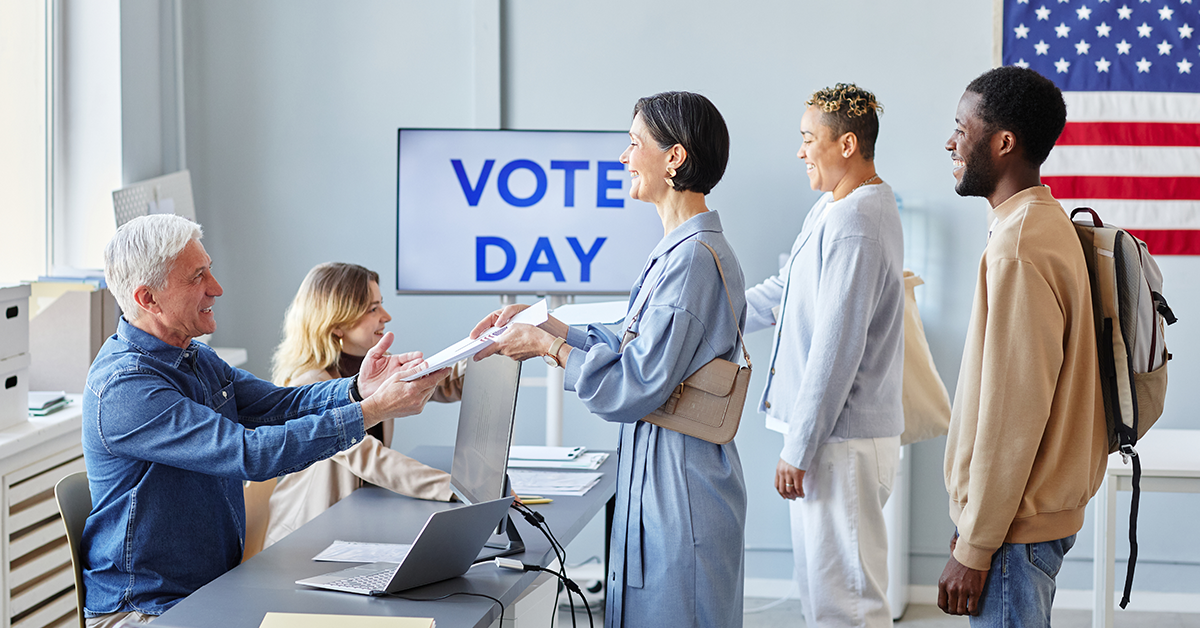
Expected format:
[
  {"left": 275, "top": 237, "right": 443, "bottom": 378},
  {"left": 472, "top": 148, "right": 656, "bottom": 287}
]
[{"left": 81, "top": 318, "right": 366, "bottom": 616}]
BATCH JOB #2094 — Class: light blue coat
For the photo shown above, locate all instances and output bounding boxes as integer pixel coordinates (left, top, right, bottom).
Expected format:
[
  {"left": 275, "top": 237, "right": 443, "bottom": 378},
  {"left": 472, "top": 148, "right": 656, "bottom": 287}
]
[
  {"left": 745, "top": 183, "right": 905, "bottom": 471},
  {"left": 562, "top": 211, "right": 748, "bottom": 628}
]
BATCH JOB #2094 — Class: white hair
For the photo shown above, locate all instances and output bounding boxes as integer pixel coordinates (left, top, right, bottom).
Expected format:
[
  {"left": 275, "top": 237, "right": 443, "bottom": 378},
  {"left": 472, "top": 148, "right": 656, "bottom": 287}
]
[{"left": 104, "top": 214, "right": 204, "bottom": 320}]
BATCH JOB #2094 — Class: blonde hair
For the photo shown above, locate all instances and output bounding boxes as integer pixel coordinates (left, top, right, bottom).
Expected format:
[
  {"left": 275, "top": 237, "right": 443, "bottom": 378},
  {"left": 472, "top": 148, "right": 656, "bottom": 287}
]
[{"left": 271, "top": 263, "right": 380, "bottom": 386}]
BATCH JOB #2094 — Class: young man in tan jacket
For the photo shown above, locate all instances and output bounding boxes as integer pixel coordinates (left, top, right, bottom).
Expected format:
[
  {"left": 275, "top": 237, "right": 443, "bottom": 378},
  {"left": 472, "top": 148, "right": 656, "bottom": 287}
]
[{"left": 937, "top": 66, "right": 1108, "bottom": 627}]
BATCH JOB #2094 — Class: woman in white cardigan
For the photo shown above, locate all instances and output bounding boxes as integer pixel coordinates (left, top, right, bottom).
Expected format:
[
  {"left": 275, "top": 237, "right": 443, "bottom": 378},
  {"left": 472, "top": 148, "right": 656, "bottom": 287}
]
[{"left": 256, "top": 262, "right": 462, "bottom": 551}]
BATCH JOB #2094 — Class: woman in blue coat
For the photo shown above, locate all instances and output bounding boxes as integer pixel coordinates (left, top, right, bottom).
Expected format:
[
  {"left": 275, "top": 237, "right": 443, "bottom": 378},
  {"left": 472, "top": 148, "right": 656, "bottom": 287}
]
[{"left": 472, "top": 91, "right": 748, "bottom": 628}]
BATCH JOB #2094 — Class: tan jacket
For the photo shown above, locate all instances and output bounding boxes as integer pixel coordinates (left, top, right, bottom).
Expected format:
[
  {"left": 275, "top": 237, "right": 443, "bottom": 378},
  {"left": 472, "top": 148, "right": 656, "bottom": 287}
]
[
  {"left": 254, "top": 361, "right": 466, "bottom": 552},
  {"left": 944, "top": 186, "right": 1108, "bottom": 571}
]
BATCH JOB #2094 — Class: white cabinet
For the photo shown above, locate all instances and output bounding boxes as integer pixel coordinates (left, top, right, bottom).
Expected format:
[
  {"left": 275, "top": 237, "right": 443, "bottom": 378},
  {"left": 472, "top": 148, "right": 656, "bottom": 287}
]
[{"left": 0, "top": 398, "right": 83, "bottom": 628}]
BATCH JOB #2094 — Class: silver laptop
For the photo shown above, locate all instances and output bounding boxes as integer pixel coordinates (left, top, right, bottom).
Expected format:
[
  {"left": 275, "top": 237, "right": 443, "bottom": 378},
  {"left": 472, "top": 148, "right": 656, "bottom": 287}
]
[{"left": 295, "top": 496, "right": 514, "bottom": 596}]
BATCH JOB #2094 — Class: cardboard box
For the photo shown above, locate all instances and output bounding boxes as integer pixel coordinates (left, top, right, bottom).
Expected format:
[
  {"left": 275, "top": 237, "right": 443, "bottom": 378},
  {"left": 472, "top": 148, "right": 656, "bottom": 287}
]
[
  {"left": 29, "top": 285, "right": 118, "bottom": 394},
  {"left": 0, "top": 284, "right": 31, "bottom": 361},
  {"left": 0, "top": 353, "right": 30, "bottom": 431}
]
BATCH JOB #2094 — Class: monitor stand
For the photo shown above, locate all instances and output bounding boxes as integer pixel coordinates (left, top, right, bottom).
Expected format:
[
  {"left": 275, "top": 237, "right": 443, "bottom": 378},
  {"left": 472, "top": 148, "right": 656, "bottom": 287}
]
[{"left": 476, "top": 475, "right": 525, "bottom": 560}]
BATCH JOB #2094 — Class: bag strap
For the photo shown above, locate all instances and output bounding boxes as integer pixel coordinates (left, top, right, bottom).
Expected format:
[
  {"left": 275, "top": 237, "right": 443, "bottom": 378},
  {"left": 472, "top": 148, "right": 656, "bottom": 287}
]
[
  {"left": 621, "top": 238, "right": 751, "bottom": 369},
  {"left": 694, "top": 240, "right": 752, "bottom": 369}
]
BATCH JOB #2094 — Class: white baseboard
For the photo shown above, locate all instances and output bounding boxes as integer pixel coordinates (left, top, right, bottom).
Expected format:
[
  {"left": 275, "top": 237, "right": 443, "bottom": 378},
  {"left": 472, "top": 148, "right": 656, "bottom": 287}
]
[{"left": 746, "top": 579, "right": 1200, "bottom": 614}]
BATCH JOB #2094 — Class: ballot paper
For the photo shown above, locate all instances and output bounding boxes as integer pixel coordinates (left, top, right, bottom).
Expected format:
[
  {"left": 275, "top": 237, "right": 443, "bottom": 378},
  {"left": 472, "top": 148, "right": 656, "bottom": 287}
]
[{"left": 400, "top": 299, "right": 548, "bottom": 381}]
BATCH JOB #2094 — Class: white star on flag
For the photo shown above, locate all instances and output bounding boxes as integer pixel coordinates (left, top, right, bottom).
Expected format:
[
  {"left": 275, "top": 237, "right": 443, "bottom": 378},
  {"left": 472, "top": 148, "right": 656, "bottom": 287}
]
[
  {"left": 1180, "top": 58, "right": 1195, "bottom": 73},
  {"left": 1117, "top": 38, "right": 1133, "bottom": 53},
  {"left": 1078, "top": 5, "right": 1093, "bottom": 19},
  {"left": 1016, "top": 58, "right": 1032, "bottom": 67},
  {"left": 1056, "top": 57, "right": 1073, "bottom": 72},
  {"left": 1016, "top": 23, "right": 1031, "bottom": 38},
  {"left": 1159, "top": 6, "right": 1174, "bottom": 20},
  {"left": 1138, "top": 22, "right": 1154, "bottom": 36},
  {"left": 1036, "top": 39, "right": 1052, "bottom": 54},
  {"left": 1118, "top": 5, "right": 1133, "bottom": 18},
  {"left": 1097, "top": 22, "right": 1113, "bottom": 36},
  {"left": 1158, "top": 39, "right": 1174, "bottom": 54},
  {"left": 1137, "top": 56, "right": 1153, "bottom": 71},
  {"left": 1077, "top": 39, "right": 1092, "bottom": 53},
  {"left": 1096, "top": 56, "right": 1113, "bottom": 71},
  {"left": 1057, "top": 21, "right": 1073, "bottom": 36},
  {"left": 1037, "top": 5, "right": 1052, "bottom": 19},
  {"left": 1180, "top": 24, "right": 1195, "bottom": 38}
]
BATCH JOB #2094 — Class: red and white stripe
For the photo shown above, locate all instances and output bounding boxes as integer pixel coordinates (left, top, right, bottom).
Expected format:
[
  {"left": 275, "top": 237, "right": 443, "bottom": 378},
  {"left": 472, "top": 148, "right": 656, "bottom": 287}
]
[{"left": 1043, "top": 92, "right": 1200, "bottom": 255}]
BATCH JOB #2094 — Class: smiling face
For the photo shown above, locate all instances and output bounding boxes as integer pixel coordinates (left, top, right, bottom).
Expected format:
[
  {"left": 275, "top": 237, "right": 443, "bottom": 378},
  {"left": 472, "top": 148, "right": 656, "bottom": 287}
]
[
  {"left": 619, "top": 113, "right": 672, "bottom": 204},
  {"left": 148, "top": 239, "right": 223, "bottom": 347},
  {"left": 335, "top": 280, "right": 391, "bottom": 357},
  {"left": 947, "top": 91, "right": 999, "bottom": 198},
  {"left": 797, "top": 106, "right": 849, "bottom": 194}
]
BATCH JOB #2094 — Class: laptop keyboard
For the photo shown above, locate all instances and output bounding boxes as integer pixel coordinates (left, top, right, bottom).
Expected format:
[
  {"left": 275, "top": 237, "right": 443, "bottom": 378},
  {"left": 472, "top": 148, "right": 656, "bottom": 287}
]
[{"left": 326, "top": 569, "right": 395, "bottom": 592}]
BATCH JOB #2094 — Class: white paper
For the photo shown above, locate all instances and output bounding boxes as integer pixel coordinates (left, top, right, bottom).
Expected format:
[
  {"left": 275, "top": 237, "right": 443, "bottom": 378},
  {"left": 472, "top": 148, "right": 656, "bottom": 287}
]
[
  {"left": 400, "top": 299, "right": 549, "bottom": 381},
  {"left": 509, "top": 445, "right": 586, "bottom": 461},
  {"left": 312, "top": 540, "right": 413, "bottom": 564},
  {"left": 508, "top": 452, "right": 608, "bottom": 470},
  {"left": 551, "top": 300, "right": 628, "bottom": 326},
  {"left": 508, "top": 470, "right": 603, "bottom": 497}
]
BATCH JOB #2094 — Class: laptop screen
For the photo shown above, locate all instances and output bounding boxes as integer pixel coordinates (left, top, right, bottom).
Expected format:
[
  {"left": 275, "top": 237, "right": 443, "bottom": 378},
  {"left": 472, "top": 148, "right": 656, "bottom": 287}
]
[{"left": 449, "top": 354, "right": 521, "bottom": 505}]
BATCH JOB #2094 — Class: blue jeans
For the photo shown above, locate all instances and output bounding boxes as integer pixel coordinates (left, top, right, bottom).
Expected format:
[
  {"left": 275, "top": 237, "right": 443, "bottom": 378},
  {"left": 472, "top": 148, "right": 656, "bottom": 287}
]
[{"left": 971, "top": 535, "right": 1076, "bottom": 628}]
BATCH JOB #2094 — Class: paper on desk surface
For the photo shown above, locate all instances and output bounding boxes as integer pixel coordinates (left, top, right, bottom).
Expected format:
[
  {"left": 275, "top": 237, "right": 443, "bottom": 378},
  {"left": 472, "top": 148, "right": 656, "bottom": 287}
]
[
  {"left": 312, "top": 540, "right": 413, "bottom": 564},
  {"left": 259, "top": 613, "right": 433, "bottom": 628},
  {"left": 508, "top": 470, "right": 603, "bottom": 497},
  {"left": 400, "top": 299, "right": 548, "bottom": 381},
  {"left": 508, "top": 452, "right": 608, "bottom": 470},
  {"left": 509, "top": 445, "right": 585, "bottom": 461}
]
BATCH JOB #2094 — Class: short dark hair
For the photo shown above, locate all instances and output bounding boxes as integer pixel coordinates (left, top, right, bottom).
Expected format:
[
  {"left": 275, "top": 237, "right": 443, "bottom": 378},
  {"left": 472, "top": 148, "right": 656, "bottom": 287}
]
[
  {"left": 632, "top": 91, "right": 729, "bottom": 195},
  {"left": 807, "top": 83, "right": 883, "bottom": 161},
  {"left": 966, "top": 66, "right": 1066, "bottom": 166}
]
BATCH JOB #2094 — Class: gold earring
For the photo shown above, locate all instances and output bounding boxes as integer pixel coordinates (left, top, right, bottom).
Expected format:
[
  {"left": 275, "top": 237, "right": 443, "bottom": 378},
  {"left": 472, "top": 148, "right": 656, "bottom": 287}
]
[{"left": 665, "top": 167, "right": 677, "bottom": 188}]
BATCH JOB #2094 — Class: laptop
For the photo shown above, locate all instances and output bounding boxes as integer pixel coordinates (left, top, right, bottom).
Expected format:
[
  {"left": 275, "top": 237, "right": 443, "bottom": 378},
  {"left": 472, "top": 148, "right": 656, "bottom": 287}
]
[{"left": 295, "top": 496, "right": 514, "bottom": 596}]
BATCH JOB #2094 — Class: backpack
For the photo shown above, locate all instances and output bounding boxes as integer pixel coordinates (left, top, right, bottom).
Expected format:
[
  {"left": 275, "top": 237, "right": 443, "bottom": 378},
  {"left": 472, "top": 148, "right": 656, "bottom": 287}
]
[{"left": 1070, "top": 207, "right": 1177, "bottom": 609}]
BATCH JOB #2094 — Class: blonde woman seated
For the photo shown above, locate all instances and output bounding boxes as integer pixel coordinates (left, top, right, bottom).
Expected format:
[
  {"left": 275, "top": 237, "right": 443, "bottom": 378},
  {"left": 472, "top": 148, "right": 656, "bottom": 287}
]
[{"left": 260, "top": 262, "right": 463, "bottom": 550}]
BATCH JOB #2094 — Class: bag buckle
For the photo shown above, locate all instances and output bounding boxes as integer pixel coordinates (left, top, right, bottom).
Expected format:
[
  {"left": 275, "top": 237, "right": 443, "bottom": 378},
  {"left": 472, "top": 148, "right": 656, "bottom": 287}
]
[{"left": 1119, "top": 443, "right": 1138, "bottom": 465}]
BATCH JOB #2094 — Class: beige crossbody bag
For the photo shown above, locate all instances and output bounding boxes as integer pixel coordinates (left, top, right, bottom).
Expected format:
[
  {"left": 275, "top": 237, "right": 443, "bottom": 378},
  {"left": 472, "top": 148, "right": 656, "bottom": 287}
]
[{"left": 619, "top": 240, "right": 751, "bottom": 445}]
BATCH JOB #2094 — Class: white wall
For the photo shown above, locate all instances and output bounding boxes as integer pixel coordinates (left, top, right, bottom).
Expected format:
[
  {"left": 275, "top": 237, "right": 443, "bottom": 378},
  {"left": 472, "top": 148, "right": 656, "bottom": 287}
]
[{"left": 133, "top": 0, "right": 1200, "bottom": 593}]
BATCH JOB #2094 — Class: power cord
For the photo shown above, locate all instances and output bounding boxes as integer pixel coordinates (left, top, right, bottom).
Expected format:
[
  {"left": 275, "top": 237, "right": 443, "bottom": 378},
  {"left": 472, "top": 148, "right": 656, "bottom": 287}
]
[
  {"left": 387, "top": 590, "right": 505, "bottom": 625},
  {"left": 507, "top": 501, "right": 595, "bottom": 628}
]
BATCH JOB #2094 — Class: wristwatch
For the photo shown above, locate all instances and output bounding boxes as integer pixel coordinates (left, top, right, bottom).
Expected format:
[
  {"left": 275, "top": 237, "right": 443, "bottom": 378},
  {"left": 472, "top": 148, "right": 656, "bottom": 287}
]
[{"left": 543, "top": 337, "right": 566, "bottom": 369}]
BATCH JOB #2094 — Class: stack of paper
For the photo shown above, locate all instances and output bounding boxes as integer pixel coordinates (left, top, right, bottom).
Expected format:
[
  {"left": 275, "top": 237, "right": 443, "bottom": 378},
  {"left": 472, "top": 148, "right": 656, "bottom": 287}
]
[
  {"left": 28, "top": 391, "right": 68, "bottom": 416},
  {"left": 508, "top": 470, "right": 602, "bottom": 497},
  {"left": 509, "top": 452, "right": 608, "bottom": 470},
  {"left": 401, "top": 300, "right": 549, "bottom": 381}
]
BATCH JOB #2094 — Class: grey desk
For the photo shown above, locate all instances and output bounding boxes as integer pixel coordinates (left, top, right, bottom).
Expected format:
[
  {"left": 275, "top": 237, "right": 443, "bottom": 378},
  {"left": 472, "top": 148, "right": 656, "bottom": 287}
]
[{"left": 153, "top": 447, "right": 616, "bottom": 628}]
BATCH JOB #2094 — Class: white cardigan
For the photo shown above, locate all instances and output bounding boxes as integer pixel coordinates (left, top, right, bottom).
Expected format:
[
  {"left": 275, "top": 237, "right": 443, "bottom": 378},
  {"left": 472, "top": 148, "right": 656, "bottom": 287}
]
[{"left": 744, "top": 183, "right": 905, "bottom": 471}]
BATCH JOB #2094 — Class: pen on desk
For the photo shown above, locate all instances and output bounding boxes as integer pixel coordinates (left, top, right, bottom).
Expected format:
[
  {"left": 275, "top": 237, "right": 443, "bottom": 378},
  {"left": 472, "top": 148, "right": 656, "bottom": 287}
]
[
  {"left": 517, "top": 495, "right": 543, "bottom": 500},
  {"left": 521, "top": 498, "right": 553, "bottom": 505}
]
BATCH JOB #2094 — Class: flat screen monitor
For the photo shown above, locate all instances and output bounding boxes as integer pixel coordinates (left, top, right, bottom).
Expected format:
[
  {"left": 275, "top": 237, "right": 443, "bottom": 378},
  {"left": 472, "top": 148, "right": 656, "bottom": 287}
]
[{"left": 450, "top": 354, "right": 522, "bottom": 506}]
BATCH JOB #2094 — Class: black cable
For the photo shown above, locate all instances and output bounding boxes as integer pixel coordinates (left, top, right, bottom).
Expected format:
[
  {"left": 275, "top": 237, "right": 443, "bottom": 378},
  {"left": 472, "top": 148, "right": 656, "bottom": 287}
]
[
  {"left": 509, "top": 502, "right": 595, "bottom": 628},
  {"left": 388, "top": 590, "right": 505, "bottom": 626}
]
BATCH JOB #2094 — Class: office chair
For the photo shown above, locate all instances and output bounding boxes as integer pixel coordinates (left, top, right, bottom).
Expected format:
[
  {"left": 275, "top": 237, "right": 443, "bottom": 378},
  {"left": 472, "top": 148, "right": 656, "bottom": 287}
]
[
  {"left": 54, "top": 471, "right": 91, "bottom": 628},
  {"left": 241, "top": 478, "right": 277, "bottom": 562}
]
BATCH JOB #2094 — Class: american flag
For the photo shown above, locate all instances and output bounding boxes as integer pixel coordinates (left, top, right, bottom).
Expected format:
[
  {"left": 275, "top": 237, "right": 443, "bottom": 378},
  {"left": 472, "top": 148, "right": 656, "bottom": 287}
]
[{"left": 1001, "top": 0, "right": 1200, "bottom": 254}]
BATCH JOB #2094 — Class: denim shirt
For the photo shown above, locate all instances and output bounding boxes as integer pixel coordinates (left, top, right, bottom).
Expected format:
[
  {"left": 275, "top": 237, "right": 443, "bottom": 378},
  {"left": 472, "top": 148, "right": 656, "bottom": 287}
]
[{"left": 81, "top": 318, "right": 366, "bottom": 616}]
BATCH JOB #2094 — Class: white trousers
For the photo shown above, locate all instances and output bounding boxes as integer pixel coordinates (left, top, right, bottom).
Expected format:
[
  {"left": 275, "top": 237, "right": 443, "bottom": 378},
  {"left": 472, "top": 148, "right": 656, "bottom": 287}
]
[{"left": 791, "top": 436, "right": 899, "bottom": 628}]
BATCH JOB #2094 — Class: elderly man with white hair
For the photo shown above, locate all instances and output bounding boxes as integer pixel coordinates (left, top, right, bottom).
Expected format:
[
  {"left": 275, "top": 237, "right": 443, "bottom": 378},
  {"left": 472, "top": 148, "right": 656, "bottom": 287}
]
[{"left": 80, "top": 214, "right": 446, "bottom": 626}]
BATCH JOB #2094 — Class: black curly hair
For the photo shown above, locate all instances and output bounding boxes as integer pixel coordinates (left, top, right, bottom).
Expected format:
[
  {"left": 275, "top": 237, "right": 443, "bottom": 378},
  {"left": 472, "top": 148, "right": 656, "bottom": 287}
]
[
  {"left": 965, "top": 66, "right": 1066, "bottom": 166},
  {"left": 807, "top": 83, "right": 883, "bottom": 161},
  {"left": 633, "top": 91, "right": 730, "bottom": 195}
]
